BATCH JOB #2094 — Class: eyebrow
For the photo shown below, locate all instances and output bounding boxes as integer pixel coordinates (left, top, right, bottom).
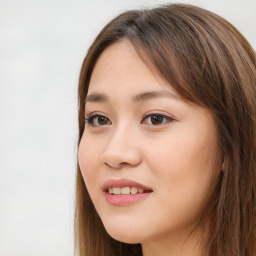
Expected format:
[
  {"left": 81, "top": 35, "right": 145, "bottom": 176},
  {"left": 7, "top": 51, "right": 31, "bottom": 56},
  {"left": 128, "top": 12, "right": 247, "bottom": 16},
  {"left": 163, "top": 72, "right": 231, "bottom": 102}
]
[
  {"left": 132, "top": 90, "right": 178, "bottom": 102},
  {"left": 85, "top": 93, "right": 109, "bottom": 102},
  {"left": 85, "top": 90, "right": 178, "bottom": 103}
]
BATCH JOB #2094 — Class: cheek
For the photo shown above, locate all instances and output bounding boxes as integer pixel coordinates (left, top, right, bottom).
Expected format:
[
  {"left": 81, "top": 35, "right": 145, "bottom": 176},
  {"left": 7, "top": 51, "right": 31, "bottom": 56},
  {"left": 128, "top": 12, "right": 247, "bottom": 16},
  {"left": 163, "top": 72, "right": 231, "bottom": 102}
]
[
  {"left": 145, "top": 131, "right": 218, "bottom": 204},
  {"left": 147, "top": 133, "right": 213, "bottom": 174},
  {"left": 78, "top": 135, "right": 102, "bottom": 191}
]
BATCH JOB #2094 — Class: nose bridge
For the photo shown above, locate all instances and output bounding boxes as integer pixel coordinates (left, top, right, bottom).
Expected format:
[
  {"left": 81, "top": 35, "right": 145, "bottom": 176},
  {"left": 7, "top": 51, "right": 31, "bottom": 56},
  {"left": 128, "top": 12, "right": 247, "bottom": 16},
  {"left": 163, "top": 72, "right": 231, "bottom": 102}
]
[{"left": 100, "top": 122, "right": 141, "bottom": 168}]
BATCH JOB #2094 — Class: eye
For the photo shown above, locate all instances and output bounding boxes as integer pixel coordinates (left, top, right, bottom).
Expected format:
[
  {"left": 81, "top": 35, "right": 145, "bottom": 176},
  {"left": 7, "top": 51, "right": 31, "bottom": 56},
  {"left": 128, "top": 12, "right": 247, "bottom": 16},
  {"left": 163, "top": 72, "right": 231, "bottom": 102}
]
[
  {"left": 85, "top": 114, "right": 111, "bottom": 127},
  {"left": 142, "top": 113, "right": 173, "bottom": 126}
]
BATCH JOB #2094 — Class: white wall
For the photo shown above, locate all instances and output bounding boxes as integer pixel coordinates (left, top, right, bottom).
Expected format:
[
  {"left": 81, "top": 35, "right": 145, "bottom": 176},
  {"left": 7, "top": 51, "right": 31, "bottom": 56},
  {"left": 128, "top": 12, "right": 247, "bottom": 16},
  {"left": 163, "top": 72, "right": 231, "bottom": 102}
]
[{"left": 0, "top": 0, "right": 255, "bottom": 255}]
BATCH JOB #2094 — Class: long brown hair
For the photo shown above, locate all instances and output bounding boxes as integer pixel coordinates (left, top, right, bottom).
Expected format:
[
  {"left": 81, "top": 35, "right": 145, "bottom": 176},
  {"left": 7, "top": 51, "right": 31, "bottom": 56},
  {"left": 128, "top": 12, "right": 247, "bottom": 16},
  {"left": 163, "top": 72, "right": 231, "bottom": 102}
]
[{"left": 75, "top": 4, "right": 256, "bottom": 256}]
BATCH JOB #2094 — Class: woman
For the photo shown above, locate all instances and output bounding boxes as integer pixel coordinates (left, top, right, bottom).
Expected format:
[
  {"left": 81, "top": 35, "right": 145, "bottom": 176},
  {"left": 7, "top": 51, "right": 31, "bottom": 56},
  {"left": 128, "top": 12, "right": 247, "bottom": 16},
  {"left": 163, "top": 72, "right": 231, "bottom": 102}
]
[{"left": 75, "top": 4, "right": 256, "bottom": 256}]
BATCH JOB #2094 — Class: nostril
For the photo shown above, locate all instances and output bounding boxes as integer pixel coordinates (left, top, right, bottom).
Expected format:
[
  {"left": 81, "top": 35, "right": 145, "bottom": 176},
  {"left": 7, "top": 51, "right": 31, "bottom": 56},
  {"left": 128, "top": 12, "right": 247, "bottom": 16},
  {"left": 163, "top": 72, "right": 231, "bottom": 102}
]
[
  {"left": 104, "top": 161, "right": 132, "bottom": 169},
  {"left": 104, "top": 162, "right": 122, "bottom": 169},
  {"left": 100, "top": 139, "right": 142, "bottom": 168}
]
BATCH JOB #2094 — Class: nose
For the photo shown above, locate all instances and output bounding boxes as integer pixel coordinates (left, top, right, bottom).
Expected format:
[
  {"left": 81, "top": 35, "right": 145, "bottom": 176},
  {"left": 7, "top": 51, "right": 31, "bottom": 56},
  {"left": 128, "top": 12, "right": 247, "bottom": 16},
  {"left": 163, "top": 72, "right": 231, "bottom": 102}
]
[{"left": 100, "top": 125, "right": 142, "bottom": 169}]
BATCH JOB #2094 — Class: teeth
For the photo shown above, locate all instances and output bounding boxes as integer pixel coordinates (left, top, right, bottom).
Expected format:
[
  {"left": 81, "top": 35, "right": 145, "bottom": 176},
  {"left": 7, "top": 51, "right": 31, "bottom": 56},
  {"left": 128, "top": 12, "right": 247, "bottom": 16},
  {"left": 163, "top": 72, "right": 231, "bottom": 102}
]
[
  {"left": 112, "top": 187, "right": 121, "bottom": 194},
  {"left": 130, "top": 187, "right": 138, "bottom": 194},
  {"left": 138, "top": 188, "right": 143, "bottom": 193},
  {"left": 121, "top": 186, "right": 130, "bottom": 195},
  {"left": 108, "top": 186, "right": 145, "bottom": 195}
]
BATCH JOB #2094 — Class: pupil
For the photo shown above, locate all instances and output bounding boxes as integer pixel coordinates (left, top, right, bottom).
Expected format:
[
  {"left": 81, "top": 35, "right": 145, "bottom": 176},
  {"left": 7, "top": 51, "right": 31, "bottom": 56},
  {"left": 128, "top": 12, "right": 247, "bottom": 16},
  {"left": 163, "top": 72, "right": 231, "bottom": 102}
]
[
  {"left": 151, "top": 115, "right": 163, "bottom": 125},
  {"left": 98, "top": 116, "right": 107, "bottom": 125}
]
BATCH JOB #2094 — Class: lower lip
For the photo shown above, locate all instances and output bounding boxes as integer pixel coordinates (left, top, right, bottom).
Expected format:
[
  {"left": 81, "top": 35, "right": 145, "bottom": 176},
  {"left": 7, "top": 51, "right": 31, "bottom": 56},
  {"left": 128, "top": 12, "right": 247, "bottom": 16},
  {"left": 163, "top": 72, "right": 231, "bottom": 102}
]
[{"left": 105, "top": 192, "right": 151, "bottom": 206}]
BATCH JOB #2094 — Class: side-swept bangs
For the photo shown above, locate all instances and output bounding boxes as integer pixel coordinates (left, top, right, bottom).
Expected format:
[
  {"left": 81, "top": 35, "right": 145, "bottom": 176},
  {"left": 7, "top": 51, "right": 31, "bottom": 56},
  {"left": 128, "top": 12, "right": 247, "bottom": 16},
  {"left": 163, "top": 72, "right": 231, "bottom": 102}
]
[{"left": 76, "top": 4, "right": 256, "bottom": 256}]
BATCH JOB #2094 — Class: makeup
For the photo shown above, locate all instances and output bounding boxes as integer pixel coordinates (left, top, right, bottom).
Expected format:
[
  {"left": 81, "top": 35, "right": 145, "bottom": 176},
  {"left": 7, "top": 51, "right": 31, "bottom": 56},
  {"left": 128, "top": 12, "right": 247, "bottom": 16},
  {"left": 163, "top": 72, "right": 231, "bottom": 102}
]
[{"left": 103, "top": 178, "right": 152, "bottom": 206}]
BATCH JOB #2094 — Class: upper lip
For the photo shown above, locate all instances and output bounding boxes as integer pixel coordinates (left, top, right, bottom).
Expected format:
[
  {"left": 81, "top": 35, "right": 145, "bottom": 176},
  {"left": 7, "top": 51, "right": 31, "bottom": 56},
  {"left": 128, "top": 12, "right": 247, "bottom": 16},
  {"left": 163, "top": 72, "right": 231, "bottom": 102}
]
[{"left": 102, "top": 178, "right": 152, "bottom": 192}]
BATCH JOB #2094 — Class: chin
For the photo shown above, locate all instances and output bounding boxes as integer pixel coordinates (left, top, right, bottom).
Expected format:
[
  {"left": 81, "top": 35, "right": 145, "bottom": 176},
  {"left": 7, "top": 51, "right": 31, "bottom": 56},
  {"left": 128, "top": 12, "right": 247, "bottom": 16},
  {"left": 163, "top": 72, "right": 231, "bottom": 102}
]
[
  {"left": 107, "top": 229, "right": 143, "bottom": 244},
  {"left": 102, "top": 218, "right": 146, "bottom": 244}
]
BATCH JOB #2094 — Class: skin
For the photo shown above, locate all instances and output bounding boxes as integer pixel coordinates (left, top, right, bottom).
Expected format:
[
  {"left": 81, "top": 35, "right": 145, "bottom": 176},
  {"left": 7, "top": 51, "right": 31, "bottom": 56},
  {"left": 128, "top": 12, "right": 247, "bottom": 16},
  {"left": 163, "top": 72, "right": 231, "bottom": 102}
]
[{"left": 78, "top": 40, "right": 221, "bottom": 256}]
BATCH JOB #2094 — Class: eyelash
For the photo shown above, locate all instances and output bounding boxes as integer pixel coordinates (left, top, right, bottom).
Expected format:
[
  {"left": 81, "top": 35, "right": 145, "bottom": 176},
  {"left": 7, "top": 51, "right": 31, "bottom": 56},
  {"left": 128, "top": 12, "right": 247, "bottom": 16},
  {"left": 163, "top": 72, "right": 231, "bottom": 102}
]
[
  {"left": 142, "top": 112, "right": 174, "bottom": 126},
  {"left": 85, "top": 113, "right": 112, "bottom": 127},
  {"left": 85, "top": 112, "right": 174, "bottom": 127}
]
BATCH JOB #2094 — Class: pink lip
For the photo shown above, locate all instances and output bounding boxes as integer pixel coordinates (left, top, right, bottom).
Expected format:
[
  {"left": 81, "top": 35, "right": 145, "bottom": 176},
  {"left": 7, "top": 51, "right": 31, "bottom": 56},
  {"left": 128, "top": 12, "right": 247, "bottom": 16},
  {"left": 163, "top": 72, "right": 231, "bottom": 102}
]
[
  {"left": 103, "top": 178, "right": 152, "bottom": 206},
  {"left": 102, "top": 178, "right": 152, "bottom": 191}
]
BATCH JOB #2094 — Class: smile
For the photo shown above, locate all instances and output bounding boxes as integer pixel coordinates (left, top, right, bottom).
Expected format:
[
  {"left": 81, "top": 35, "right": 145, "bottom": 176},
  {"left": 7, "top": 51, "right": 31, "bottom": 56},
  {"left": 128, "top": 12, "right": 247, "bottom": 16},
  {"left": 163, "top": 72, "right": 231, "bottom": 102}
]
[
  {"left": 108, "top": 186, "right": 146, "bottom": 195},
  {"left": 103, "top": 178, "right": 153, "bottom": 206}
]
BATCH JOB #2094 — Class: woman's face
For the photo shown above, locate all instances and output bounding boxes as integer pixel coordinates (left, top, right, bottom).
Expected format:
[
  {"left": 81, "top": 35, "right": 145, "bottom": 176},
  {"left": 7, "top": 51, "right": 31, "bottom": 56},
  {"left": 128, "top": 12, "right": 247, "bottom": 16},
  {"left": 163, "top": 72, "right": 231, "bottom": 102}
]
[{"left": 78, "top": 40, "right": 220, "bottom": 246}]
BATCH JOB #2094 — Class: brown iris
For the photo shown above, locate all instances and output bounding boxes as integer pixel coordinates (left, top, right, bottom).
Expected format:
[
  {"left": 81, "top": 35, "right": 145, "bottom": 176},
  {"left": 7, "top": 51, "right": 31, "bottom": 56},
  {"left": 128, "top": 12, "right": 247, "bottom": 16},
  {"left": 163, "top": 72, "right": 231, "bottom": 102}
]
[
  {"left": 150, "top": 115, "right": 164, "bottom": 125},
  {"left": 98, "top": 116, "right": 109, "bottom": 125}
]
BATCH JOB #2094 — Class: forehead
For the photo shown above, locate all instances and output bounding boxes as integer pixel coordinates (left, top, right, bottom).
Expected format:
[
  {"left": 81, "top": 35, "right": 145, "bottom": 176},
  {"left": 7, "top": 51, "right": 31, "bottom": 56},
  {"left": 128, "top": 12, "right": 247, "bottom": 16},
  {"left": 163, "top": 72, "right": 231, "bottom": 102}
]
[{"left": 88, "top": 40, "right": 179, "bottom": 98}]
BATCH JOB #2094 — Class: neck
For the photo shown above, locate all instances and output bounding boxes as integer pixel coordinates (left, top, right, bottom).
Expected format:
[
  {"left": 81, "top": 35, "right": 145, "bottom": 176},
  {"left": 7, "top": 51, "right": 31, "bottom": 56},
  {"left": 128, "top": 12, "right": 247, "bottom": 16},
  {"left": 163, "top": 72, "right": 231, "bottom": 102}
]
[{"left": 141, "top": 226, "right": 207, "bottom": 256}]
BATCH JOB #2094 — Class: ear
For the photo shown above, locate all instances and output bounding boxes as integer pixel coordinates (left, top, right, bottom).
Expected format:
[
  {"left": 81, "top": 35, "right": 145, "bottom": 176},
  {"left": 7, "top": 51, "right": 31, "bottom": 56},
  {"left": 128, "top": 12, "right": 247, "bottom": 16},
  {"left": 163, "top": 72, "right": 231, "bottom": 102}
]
[{"left": 221, "top": 157, "right": 227, "bottom": 173}]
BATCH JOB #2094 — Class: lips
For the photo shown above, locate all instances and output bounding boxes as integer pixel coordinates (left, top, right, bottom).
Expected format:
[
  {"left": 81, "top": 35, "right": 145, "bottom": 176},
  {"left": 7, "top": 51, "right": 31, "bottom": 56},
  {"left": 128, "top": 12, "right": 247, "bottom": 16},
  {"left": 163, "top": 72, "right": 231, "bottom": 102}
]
[
  {"left": 103, "top": 178, "right": 152, "bottom": 193},
  {"left": 103, "top": 178, "right": 153, "bottom": 206}
]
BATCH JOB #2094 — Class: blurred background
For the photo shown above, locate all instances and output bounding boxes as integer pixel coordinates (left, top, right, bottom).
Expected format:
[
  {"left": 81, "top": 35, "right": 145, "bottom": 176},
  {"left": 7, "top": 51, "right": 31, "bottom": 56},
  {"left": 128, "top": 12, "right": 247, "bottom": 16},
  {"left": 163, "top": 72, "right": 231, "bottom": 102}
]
[{"left": 0, "top": 0, "right": 255, "bottom": 255}]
